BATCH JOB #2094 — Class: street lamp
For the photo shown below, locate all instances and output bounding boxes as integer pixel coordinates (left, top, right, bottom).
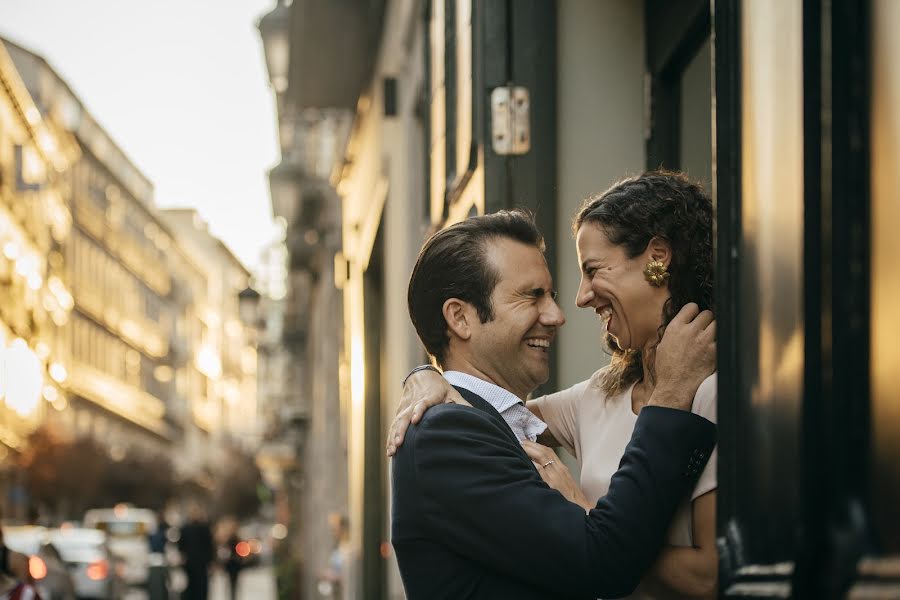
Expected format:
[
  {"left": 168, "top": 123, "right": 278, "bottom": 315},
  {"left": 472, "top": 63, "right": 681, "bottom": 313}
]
[
  {"left": 268, "top": 160, "right": 303, "bottom": 226},
  {"left": 258, "top": 0, "right": 291, "bottom": 94},
  {"left": 239, "top": 286, "right": 262, "bottom": 327}
]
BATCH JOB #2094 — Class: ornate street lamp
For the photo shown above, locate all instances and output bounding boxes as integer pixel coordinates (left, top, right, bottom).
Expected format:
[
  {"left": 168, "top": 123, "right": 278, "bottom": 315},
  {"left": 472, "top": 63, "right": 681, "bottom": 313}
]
[
  {"left": 258, "top": 0, "right": 291, "bottom": 94},
  {"left": 268, "top": 160, "right": 303, "bottom": 226},
  {"left": 239, "top": 286, "right": 261, "bottom": 327}
]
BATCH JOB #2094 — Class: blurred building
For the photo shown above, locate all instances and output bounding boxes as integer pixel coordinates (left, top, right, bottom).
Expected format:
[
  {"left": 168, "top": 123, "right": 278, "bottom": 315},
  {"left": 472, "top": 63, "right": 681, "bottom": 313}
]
[
  {"left": 258, "top": 0, "right": 363, "bottom": 596},
  {"left": 0, "top": 39, "right": 77, "bottom": 497},
  {"left": 253, "top": 237, "right": 297, "bottom": 491},
  {"left": 264, "top": 0, "right": 900, "bottom": 598},
  {"left": 159, "top": 209, "right": 260, "bottom": 458},
  {"left": 0, "top": 38, "right": 262, "bottom": 512},
  {"left": 3, "top": 38, "right": 180, "bottom": 459}
]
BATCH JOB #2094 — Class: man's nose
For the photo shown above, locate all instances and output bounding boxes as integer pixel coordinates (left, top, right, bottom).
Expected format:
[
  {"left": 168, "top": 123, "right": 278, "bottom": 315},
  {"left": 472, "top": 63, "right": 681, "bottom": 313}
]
[{"left": 541, "top": 298, "right": 566, "bottom": 327}]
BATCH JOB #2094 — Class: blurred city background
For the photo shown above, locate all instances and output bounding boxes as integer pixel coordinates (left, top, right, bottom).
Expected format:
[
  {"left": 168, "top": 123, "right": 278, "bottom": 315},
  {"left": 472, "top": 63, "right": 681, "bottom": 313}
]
[{"left": 1, "top": 1, "right": 899, "bottom": 599}]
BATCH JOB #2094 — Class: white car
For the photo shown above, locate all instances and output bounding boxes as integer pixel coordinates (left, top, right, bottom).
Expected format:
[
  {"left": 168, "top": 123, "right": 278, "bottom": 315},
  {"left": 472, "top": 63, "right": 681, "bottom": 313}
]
[
  {"left": 48, "top": 527, "right": 123, "bottom": 600},
  {"left": 2, "top": 526, "right": 75, "bottom": 600},
  {"left": 83, "top": 506, "right": 157, "bottom": 587}
]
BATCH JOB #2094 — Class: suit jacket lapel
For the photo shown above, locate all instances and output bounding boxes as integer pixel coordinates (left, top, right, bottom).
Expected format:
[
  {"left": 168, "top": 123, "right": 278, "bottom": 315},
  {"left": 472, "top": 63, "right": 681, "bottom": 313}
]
[{"left": 452, "top": 386, "right": 538, "bottom": 473}]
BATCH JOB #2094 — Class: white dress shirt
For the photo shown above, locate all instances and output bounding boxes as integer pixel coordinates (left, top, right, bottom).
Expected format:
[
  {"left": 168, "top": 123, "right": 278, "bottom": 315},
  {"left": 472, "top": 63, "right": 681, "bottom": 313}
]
[{"left": 443, "top": 371, "right": 547, "bottom": 442}]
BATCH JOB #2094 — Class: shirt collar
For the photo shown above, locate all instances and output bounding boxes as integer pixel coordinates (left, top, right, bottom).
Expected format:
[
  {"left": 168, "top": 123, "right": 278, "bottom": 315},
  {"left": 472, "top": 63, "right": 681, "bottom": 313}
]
[
  {"left": 443, "top": 371, "right": 547, "bottom": 443},
  {"left": 443, "top": 371, "right": 527, "bottom": 414}
]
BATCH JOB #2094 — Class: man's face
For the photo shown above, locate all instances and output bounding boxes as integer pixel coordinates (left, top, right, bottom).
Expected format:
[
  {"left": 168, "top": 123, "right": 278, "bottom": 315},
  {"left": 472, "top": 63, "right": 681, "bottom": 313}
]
[{"left": 467, "top": 238, "right": 566, "bottom": 399}]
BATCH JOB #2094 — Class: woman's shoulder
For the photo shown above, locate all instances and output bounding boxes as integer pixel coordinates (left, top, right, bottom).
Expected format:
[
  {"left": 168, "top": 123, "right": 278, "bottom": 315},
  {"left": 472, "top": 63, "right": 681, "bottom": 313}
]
[
  {"left": 579, "top": 366, "right": 623, "bottom": 403},
  {"left": 691, "top": 372, "right": 717, "bottom": 421},
  {"left": 533, "top": 367, "right": 608, "bottom": 406}
]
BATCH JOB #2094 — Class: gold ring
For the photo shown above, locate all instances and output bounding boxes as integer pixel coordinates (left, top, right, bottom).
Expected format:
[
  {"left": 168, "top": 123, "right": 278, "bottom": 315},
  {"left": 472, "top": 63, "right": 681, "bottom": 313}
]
[{"left": 541, "top": 459, "right": 555, "bottom": 468}]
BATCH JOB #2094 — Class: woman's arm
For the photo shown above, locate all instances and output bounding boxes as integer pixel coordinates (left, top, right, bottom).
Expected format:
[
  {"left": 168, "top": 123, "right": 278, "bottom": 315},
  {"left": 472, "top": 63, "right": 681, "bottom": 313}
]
[
  {"left": 386, "top": 368, "right": 469, "bottom": 455},
  {"left": 641, "top": 490, "right": 718, "bottom": 599}
]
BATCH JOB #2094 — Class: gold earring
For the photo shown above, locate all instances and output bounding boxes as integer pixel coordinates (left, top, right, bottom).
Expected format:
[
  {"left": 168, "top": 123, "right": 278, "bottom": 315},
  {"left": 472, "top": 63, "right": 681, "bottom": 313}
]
[{"left": 644, "top": 260, "right": 669, "bottom": 287}]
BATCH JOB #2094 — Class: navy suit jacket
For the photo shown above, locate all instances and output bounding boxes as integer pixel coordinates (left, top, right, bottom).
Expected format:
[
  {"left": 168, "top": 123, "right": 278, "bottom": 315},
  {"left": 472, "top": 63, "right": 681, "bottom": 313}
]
[{"left": 391, "top": 386, "right": 716, "bottom": 600}]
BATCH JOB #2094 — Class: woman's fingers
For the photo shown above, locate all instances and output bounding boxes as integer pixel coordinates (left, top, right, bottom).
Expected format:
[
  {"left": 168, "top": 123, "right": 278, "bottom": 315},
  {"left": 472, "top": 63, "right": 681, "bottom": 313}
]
[
  {"left": 521, "top": 440, "right": 551, "bottom": 462},
  {"left": 410, "top": 388, "right": 469, "bottom": 423},
  {"left": 388, "top": 391, "right": 471, "bottom": 456},
  {"left": 410, "top": 400, "right": 429, "bottom": 424},
  {"left": 386, "top": 406, "right": 415, "bottom": 456},
  {"left": 446, "top": 388, "right": 470, "bottom": 406}
]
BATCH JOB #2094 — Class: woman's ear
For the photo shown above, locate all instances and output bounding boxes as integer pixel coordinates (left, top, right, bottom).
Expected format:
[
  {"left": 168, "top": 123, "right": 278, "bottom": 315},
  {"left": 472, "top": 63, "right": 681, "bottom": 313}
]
[
  {"left": 646, "top": 236, "right": 673, "bottom": 268},
  {"left": 443, "top": 298, "right": 473, "bottom": 340}
]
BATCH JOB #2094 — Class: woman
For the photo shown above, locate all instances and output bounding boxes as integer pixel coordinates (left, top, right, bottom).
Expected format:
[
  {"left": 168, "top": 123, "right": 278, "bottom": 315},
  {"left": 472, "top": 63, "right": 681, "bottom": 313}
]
[{"left": 387, "top": 170, "right": 717, "bottom": 599}]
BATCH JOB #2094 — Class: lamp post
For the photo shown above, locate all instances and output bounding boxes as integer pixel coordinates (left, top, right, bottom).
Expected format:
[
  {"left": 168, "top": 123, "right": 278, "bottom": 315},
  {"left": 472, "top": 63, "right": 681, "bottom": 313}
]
[
  {"left": 238, "top": 286, "right": 262, "bottom": 328},
  {"left": 268, "top": 160, "right": 304, "bottom": 226},
  {"left": 258, "top": 0, "right": 291, "bottom": 94}
]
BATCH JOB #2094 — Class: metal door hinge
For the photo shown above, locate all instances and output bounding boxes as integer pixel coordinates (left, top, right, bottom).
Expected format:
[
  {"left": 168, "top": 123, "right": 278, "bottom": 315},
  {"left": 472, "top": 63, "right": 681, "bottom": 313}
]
[{"left": 490, "top": 86, "right": 530, "bottom": 155}]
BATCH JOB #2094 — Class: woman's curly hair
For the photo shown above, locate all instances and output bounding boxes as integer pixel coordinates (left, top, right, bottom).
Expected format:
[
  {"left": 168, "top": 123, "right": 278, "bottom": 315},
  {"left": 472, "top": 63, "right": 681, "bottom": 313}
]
[{"left": 573, "top": 170, "right": 714, "bottom": 395}]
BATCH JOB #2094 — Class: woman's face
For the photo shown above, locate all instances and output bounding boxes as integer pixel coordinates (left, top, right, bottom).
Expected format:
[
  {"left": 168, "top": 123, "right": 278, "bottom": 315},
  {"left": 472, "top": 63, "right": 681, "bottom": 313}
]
[{"left": 575, "top": 222, "right": 671, "bottom": 350}]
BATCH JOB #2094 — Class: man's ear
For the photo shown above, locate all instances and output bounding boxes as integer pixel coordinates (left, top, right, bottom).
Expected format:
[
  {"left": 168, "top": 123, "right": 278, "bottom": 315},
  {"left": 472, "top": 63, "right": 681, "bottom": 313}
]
[
  {"left": 443, "top": 298, "right": 473, "bottom": 341},
  {"left": 645, "top": 236, "right": 673, "bottom": 268}
]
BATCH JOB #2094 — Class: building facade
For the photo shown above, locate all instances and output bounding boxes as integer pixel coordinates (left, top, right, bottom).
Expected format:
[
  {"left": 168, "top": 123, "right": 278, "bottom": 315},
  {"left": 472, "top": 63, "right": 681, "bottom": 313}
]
[
  {"left": 1, "top": 39, "right": 262, "bottom": 512},
  {"left": 3, "top": 38, "right": 178, "bottom": 459},
  {"left": 159, "top": 209, "right": 260, "bottom": 459},
  {"left": 0, "top": 39, "right": 77, "bottom": 488}
]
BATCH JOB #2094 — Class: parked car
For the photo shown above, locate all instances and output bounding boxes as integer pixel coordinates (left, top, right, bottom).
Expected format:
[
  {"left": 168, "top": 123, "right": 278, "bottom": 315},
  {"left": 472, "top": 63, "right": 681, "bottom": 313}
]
[
  {"left": 48, "top": 527, "right": 124, "bottom": 600},
  {"left": 2, "top": 526, "right": 75, "bottom": 600},
  {"left": 83, "top": 505, "right": 156, "bottom": 587}
]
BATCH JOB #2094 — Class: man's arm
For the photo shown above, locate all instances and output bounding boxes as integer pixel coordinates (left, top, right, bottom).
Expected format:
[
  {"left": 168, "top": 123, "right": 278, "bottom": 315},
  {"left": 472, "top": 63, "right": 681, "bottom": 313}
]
[{"left": 411, "top": 403, "right": 715, "bottom": 599}]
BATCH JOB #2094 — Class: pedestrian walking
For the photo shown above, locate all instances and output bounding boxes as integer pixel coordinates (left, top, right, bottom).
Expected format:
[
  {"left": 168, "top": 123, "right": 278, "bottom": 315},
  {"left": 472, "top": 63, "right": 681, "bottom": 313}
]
[
  {"left": 177, "top": 506, "right": 214, "bottom": 600},
  {"left": 147, "top": 512, "right": 170, "bottom": 600},
  {"left": 222, "top": 530, "right": 243, "bottom": 600}
]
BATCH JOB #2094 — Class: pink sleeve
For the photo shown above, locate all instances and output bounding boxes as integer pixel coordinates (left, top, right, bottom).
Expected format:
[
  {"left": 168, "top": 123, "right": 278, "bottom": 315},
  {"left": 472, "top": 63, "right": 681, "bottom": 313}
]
[
  {"left": 528, "top": 379, "right": 590, "bottom": 458},
  {"left": 691, "top": 373, "right": 718, "bottom": 501}
]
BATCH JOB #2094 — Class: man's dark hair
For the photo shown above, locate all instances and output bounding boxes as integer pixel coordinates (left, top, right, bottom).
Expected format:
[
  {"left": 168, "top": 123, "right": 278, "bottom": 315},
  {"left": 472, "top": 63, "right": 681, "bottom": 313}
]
[{"left": 407, "top": 209, "right": 545, "bottom": 366}]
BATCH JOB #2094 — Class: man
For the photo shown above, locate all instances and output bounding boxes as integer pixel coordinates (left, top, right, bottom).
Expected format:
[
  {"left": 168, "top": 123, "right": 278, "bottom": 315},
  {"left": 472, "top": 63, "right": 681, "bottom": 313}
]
[
  {"left": 392, "top": 210, "right": 716, "bottom": 599},
  {"left": 178, "top": 504, "right": 214, "bottom": 600}
]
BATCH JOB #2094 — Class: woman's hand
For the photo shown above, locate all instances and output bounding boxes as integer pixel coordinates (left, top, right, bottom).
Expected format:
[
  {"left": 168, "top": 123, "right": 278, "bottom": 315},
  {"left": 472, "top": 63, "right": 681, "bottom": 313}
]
[
  {"left": 386, "top": 369, "right": 470, "bottom": 456},
  {"left": 521, "top": 441, "right": 592, "bottom": 511}
]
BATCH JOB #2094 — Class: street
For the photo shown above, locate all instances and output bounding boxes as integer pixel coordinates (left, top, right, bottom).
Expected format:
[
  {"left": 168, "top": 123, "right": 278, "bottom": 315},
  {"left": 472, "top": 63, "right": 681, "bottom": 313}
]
[
  {"left": 210, "top": 566, "right": 276, "bottom": 600},
  {"left": 122, "top": 566, "right": 276, "bottom": 600}
]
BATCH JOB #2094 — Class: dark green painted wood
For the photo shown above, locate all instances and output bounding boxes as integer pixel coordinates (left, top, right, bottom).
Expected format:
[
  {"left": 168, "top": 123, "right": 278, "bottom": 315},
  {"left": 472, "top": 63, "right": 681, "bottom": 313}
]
[
  {"left": 480, "top": 0, "right": 510, "bottom": 216},
  {"left": 362, "top": 224, "right": 386, "bottom": 600},
  {"left": 645, "top": 0, "right": 710, "bottom": 171},
  {"left": 507, "top": 0, "right": 558, "bottom": 397},
  {"left": 713, "top": 0, "right": 745, "bottom": 591}
]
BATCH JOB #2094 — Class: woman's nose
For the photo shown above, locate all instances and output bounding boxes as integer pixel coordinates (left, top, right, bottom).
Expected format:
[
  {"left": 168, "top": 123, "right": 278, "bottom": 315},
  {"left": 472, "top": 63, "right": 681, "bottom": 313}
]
[{"left": 576, "top": 282, "right": 594, "bottom": 308}]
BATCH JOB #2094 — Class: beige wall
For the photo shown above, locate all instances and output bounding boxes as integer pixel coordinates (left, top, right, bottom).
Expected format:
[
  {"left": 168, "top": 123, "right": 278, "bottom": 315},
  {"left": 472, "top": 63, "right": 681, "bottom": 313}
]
[{"left": 555, "top": 0, "right": 646, "bottom": 389}]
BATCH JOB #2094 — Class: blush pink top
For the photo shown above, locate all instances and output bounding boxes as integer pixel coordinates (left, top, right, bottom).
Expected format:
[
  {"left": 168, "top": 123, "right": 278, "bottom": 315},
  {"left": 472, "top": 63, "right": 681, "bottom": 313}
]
[{"left": 531, "top": 370, "right": 717, "bottom": 599}]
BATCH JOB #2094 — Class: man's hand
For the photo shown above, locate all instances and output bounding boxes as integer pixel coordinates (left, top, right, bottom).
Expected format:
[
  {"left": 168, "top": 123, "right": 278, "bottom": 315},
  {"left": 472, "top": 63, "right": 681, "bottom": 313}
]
[
  {"left": 386, "top": 369, "right": 470, "bottom": 456},
  {"left": 521, "top": 441, "right": 593, "bottom": 511},
  {"left": 648, "top": 303, "right": 716, "bottom": 411}
]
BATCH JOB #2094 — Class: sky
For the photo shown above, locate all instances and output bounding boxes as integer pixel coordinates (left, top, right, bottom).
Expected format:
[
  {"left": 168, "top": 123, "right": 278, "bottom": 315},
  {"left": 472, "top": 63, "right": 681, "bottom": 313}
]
[{"left": 0, "top": 0, "right": 281, "bottom": 273}]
